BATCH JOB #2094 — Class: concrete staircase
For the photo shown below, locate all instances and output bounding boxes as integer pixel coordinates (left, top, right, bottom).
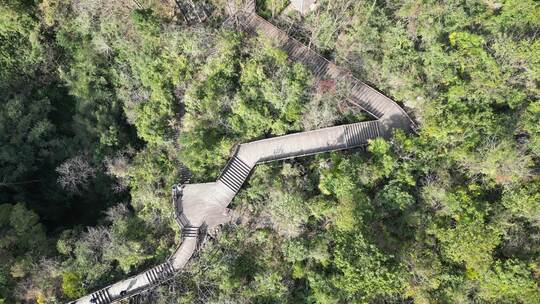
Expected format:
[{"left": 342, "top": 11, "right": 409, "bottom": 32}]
[
  {"left": 218, "top": 156, "right": 253, "bottom": 193},
  {"left": 144, "top": 262, "right": 175, "bottom": 285},
  {"left": 344, "top": 121, "right": 380, "bottom": 147},
  {"left": 181, "top": 226, "right": 199, "bottom": 239},
  {"left": 90, "top": 289, "right": 112, "bottom": 304}
]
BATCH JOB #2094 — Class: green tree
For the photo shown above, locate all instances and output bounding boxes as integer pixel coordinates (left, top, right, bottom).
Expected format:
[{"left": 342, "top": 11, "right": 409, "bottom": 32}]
[
  {"left": 477, "top": 260, "right": 540, "bottom": 303},
  {"left": 61, "top": 271, "right": 84, "bottom": 299},
  {"left": 331, "top": 231, "right": 405, "bottom": 302},
  {"left": 0, "top": 95, "right": 58, "bottom": 183},
  {"left": 0, "top": 203, "right": 49, "bottom": 301},
  {"left": 0, "top": 4, "right": 40, "bottom": 84},
  {"left": 229, "top": 37, "right": 310, "bottom": 138},
  {"left": 522, "top": 101, "right": 540, "bottom": 156}
]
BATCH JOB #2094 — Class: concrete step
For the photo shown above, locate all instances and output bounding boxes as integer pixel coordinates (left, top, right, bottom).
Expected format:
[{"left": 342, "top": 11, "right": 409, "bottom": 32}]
[
  {"left": 282, "top": 42, "right": 295, "bottom": 55},
  {"left": 244, "top": 0, "right": 255, "bottom": 12},
  {"left": 181, "top": 226, "right": 199, "bottom": 238},
  {"left": 218, "top": 156, "right": 252, "bottom": 193},
  {"left": 90, "top": 288, "right": 112, "bottom": 304},
  {"left": 291, "top": 45, "right": 308, "bottom": 60},
  {"left": 345, "top": 121, "right": 380, "bottom": 147},
  {"left": 145, "top": 262, "right": 175, "bottom": 285},
  {"left": 311, "top": 56, "right": 328, "bottom": 77}
]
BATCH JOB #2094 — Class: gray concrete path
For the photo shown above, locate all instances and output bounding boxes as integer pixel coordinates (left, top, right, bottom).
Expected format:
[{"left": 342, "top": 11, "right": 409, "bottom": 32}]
[{"left": 69, "top": 3, "right": 415, "bottom": 303}]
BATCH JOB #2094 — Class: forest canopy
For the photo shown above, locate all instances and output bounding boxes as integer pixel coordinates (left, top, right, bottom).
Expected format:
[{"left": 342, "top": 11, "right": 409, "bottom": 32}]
[{"left": 0, "top": 0, "right": 539, "bottom": 303}]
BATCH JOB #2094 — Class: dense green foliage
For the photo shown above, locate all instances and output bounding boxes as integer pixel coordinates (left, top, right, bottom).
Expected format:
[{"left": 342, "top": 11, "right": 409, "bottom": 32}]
[{"left": 1, "top": 0, "right": 539, "bottom": 303}]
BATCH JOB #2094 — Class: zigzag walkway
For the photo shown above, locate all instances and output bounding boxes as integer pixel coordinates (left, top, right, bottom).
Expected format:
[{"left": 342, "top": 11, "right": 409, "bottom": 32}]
[{"left": 69, "top": 7, "right": 414, "bottom": 304}]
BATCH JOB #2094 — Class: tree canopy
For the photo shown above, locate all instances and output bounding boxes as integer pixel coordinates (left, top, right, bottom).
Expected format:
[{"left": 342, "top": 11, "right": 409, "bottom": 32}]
[{"left": 0, "top": 0, "right": 539, "bottom": 303}]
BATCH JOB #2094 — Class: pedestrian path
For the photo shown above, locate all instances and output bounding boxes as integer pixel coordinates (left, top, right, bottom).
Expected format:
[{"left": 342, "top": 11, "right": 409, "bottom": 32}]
[{"left": 68, "top": 3, "right": 415, "bottom": 303}]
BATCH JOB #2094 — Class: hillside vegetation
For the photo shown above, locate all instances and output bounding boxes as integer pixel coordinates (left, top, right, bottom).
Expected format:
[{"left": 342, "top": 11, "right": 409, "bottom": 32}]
[{"left": 0, "top": 0, "right": 539, "bottom": 303}]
